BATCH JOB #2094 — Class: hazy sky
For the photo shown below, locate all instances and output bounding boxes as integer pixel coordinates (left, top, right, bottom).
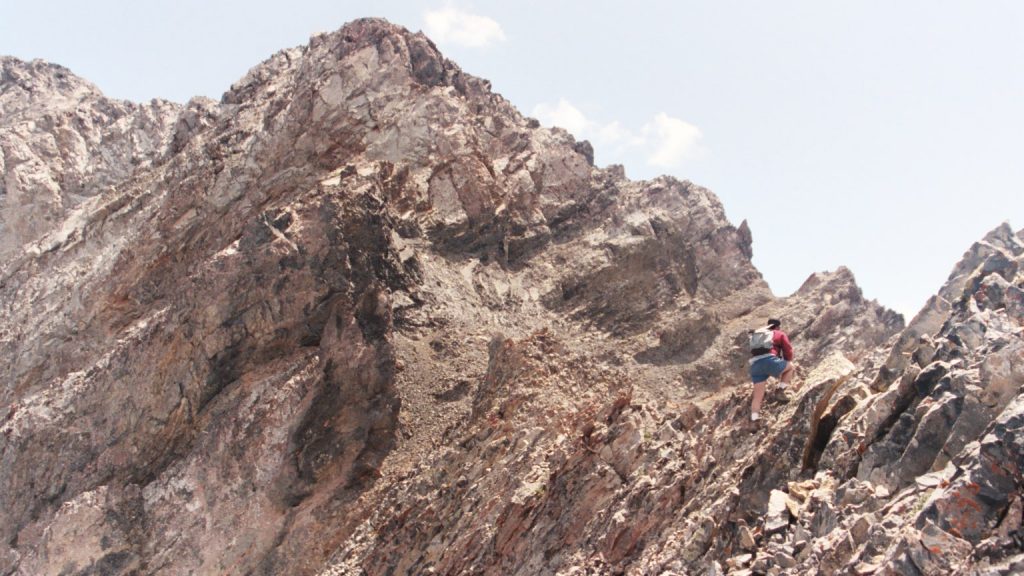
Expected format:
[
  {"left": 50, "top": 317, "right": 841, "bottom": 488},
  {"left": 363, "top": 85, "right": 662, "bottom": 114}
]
[{"left": 3, "top": 1, "right": 1022, "bottom": 318}]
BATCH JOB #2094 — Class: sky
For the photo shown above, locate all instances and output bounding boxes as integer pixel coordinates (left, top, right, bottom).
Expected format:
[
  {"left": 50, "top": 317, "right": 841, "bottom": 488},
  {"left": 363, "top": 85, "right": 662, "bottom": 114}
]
[{"left": 3, "top": 1, "right": 1022, "bottom": 319}]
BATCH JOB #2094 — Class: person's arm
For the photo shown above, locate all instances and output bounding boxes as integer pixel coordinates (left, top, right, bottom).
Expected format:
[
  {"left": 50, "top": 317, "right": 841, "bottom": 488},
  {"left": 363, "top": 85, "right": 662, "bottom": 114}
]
[{"left": 775, "top": 331, "right": 794, "bottom": 361}]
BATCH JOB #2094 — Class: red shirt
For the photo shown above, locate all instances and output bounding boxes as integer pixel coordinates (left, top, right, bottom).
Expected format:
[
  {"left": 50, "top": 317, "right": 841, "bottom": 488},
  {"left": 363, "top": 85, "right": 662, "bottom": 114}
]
[{"left": 772, "top": 330, "right": 794, "bottom": 361}]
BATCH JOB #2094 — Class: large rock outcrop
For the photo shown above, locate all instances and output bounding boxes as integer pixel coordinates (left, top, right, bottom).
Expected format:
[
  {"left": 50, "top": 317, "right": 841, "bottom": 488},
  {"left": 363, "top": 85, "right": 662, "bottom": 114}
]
[
  {"left": 0, "top": 57, "right": 182, "bottom": 260},
  {"left": 321, "top": 223, "right": 1021, "bottom": 576},
  {"left": 3, "top": 17, "right": 1019, "bottom": 576}
]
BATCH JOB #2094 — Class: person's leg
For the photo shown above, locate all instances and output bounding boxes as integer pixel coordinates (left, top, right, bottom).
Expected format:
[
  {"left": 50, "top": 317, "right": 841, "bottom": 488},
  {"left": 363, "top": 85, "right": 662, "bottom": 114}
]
[
  {"left": 750, "top": 357, "right": 773, "bottom": 420},
  {"left": 751, "top": 380, "right": 766, "bottom": 420},
  {"left": 779, "top": 362, "right": 795, "bottom": 386}
]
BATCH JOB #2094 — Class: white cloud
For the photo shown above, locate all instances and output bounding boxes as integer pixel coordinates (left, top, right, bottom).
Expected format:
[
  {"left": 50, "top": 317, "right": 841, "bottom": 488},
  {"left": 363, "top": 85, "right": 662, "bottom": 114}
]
[
  {"left": 643, "top": 113, "right": 704, "bottom": 167},
  {"left": 531, "top": 98, "right": 590, "bottom": 136},
  {"left": 423, "top": 5, "right": 506, "bottom": 48},
  {"left": 596, "top": 121, "right": 645, "bottom": 149},
  {"left": 532, "top": 100, "right": 704, "bottom": 170},
  {"left": 532, "top": 100, "right": 644, "bottom": 149}
]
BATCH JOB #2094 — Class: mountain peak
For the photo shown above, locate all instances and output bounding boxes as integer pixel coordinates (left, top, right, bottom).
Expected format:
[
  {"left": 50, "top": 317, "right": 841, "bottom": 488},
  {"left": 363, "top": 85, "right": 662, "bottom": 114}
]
[
  {"left": 1, "top": 56, "right": 101, "bottom": 114},
  {"left": 6, "top": 17, "right": 1018, "bottom": 576},
  {"left": 221, "top": 17, "right": 485, "bottom": 109}
]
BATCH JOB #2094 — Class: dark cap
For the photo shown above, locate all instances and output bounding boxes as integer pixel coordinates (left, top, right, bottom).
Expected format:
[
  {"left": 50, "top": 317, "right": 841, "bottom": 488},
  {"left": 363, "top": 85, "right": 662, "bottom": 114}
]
[{"left": 767, "top": 318, "right": 781, "bottom": 329}]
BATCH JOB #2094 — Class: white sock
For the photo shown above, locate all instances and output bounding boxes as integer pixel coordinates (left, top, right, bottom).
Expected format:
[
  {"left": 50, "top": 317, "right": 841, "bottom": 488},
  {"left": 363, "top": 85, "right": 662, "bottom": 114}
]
[{"left": 751, "top": 412, "right": 760, "bottom": 421}]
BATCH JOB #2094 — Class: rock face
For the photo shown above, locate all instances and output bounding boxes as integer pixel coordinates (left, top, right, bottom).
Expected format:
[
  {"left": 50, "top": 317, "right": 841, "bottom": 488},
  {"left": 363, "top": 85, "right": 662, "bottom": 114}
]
[
  {"left": 0, "top": 57, "right": 182, "bottom": 260},
  {"left": 0, "top": 17, "right": 1019, "bottom": 576}
]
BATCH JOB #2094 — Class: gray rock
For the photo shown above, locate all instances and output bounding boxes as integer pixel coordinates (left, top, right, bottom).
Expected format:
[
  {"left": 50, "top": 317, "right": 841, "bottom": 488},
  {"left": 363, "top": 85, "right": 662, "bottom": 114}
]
[
  {"left": 920, "top": 393, "right": 1024, "bottom": 543},
  {"left": 774, "top": 550, "right": 797, "bottom": 569},
  {"left": 726, "top": 553, "right": 753, "bottom": 569},
  {"left": 904, "top": 520, "right": 973, "bottom": 575},
  {"left": 837, "top": 479, "right": 875, "bottom": 507},
  {"left": 766, "top": 490, "right": 792, "bottom": 534},
  {"left": 811, "top": 501, "right": 838, "bottom": 538}
]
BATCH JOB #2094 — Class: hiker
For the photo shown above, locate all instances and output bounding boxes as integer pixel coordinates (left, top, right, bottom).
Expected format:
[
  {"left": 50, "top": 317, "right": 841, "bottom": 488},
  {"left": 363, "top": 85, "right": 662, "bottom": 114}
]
[{"left": 749, "top": 318, "right": 794, "bottom": 422}]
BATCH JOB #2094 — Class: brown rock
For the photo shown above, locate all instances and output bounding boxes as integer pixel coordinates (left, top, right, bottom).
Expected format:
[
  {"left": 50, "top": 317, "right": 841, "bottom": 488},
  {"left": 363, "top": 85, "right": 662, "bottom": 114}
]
[
  {"left": 739, "top": 524, "right": 758, "bottom": 551},
  {"left": 850, "top": 514, "right": 874, "bottom": 545}
]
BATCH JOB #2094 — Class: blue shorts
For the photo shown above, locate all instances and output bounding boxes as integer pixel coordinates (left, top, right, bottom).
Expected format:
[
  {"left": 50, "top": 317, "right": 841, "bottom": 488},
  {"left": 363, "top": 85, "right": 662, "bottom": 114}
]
[{"left": 750, "top": 355, "right": 788, "bottom": 383}]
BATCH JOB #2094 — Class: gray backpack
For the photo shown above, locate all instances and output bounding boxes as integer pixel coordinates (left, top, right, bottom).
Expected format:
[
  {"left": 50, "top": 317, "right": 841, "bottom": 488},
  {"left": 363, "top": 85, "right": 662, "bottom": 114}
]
[{"left": 749, "top": 328, "right": 775, "bottom": 354}]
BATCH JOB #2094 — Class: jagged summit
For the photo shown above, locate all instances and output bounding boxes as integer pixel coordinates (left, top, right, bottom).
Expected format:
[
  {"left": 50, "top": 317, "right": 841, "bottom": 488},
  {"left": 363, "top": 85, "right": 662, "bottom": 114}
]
[
  {"left": 1, "top": 56, "right": 101, "bottom": 111},
  {"left": 223, "top": 18, "right": 482, "bottom": 103},
  {"left": 2, "top": 17, "right": 1020, "bottom": 576},
  {"left": 0, "top": 56, "right": 181, "bottom": 260}
]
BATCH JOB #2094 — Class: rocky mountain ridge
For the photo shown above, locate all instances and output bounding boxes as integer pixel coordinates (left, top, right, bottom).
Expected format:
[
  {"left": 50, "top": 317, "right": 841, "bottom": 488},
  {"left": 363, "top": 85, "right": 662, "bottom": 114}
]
[
  {"left": 0, "top": 18, "right": 1020, "bottom": 576},
  {"left": 0, "top": 57, "right": 182, "bottom": 261}
]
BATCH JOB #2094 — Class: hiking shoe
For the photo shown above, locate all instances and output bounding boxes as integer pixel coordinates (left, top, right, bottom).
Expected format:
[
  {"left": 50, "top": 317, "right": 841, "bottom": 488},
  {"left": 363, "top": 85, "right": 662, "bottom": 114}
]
[{"left": 751, "top": 412, "right": 760, "bottom": 422}]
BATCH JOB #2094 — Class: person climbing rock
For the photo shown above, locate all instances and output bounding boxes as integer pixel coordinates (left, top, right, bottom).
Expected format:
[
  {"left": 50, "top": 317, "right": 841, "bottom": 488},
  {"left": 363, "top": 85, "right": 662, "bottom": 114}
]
[{"left": 748, "top": 318, "right": 795, "bottom": 422}]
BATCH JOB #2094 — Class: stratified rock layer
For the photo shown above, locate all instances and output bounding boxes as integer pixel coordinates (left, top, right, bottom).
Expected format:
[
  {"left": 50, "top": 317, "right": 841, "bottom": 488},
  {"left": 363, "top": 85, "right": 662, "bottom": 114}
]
[{"left": 1, "top": 17, "right": 1020, "bottom": 576}]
